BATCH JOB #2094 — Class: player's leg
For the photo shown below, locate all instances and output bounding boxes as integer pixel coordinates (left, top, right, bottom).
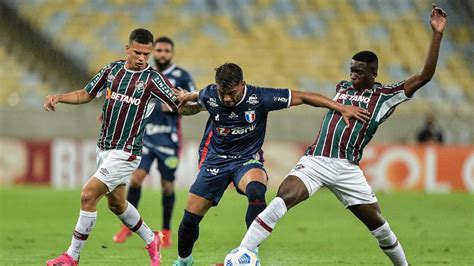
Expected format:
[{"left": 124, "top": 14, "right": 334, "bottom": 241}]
[
  {"left": 174, "top": 193, "right": 212, "bottom": 265},
  {"left": 47, "top": 176, "right": 107, "bottom": 265},
  {"left": 240, "top": 156, "right": 325, "bottom": 251},
  {"left": 174, "top": 163, "right": 230, "bottom": 265},
  {"left": 157, "top": 153, "right": 179, "bottom": 248},
  {"left": 334, "top": 160, "right": 408, "bottom": 265},
  {"left": 349, "top": 203, "right": 408, "bottom": 265},
  {"left": 113, "top": 150, "right": 152, "bottom": 243},
  {"left": 239, "top": 175, "right": 311, "bottom": 251},
  {"left": 127, "top": 147, "right": 155, "bottom": 209},
  {"left": 128, "top": 169, "right": 148, "bottom": 208},
  {"left": 236, "top": 166, "right": 268, "bottom": 228},
  {"left": 107, "top": 184, "right": 161, "bottom": 265}
]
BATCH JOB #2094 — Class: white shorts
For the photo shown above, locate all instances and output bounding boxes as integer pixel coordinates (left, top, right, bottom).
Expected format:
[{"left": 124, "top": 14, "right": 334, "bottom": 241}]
[
  {"left": 288, "top": 155, "right": 377, "bottom": 207},
  {"left": 93, "top": 148, "right": 141, "bottom": 192}
]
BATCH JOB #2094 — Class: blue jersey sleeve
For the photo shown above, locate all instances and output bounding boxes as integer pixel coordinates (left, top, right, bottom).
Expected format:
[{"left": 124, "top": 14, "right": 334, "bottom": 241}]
[
  {"left": 181, "top": 71, "right": 196, "bottom": 92},
  {"left": 262, "top": 88, "right": 291, "bottom": 112},
  {"left": 197, "top": 85, "right": 210, "bottom": 109}
]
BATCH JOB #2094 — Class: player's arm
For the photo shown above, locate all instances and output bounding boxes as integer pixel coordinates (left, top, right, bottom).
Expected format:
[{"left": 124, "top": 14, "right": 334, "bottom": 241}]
[
  {"left": 403, "top": 4, "right": 447, "bottom": 97},
  {"left": 178, "top": 102, "right": 205, "bottom": 116},
  {"left": 171, "top": 89, "right": 206, "bottom": 115},
  {"left": 43, "top": 89, "right": 94, "bottom": 112},
  {"left": 290, "top": 90, "right": 370, "bottom": 125}
]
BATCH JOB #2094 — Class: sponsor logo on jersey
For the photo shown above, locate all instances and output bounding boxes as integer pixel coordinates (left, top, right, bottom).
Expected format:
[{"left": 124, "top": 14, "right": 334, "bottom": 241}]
[
  {"left": 215, "top": 114, "right": 220, "bottom": 121},
  {"left": 216, "top": 124, "right": 257, "bottom": 136},
  {"left": 246, "top": 94, "right": 259, "bottom": 105},
  {"left": 229, "top": 112, "right": 239, "bottom": 119},
  {"left": 273, "top": 96, "right": 288, "bottom": 103},
  {"left": 335, "top": 93, "right": 370, "bottom": 104},
  {"left": 207, "top": 98, "right": 219, "bottom": 107},
  {"left": 206, "top": 168, "right": 220, "bottom": 175},
  {"left": 135, "top": 80, "right": 145, "bottom": 93},
  {"left": 243, "top": 159, "right": 262, "bottom": 166},
  {"left": 245, "top": 110, "right": 256, "bottom": 123},
  {"left": 145, "top": 124, "right": 173, "bottom": 134},
  {"left": 152, "top": 75, "right": 177, "bottom": 102},
  {"left": 108, "top": 91, "right": 141, "bottom": 105}
]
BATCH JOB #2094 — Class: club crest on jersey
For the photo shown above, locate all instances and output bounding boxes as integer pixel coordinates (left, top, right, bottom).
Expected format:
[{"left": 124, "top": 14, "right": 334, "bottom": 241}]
[
  {"left": 246, "top": 94, "right": 259, "bottom": 105},
  {"left": 172, "top": 69, "right": 182, "bottom": 77},
  {"left": 107, "top": 73, "right": 115, "bottom": 83},
  {"left": 135, "top": 80, "right": 145, "bottom": 93},
  {"left": 245, "top": 110, "right": 256, "bottom": 123}
]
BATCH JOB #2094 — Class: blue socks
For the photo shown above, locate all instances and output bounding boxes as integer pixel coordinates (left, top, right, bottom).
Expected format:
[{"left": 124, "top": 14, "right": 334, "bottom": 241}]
[
  {"left": 245, "top": 181, "right": 267, "bottom": 228},
  {"left": 177, "top": 210, "right": 203, "bottom": 258}
]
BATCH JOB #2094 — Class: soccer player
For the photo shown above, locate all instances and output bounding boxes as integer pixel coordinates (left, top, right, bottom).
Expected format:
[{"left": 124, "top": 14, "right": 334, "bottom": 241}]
[
  {"left": 171, "top": 62, "right": 371, "bottom": 265},
  {"left": 238, "top": 5, "right": 447, "bottom": 265},
  {"left": 113, "top": 36, "right": 196, "bottom": 248},
  {"left": 44, "top": 28, "right": 180, "bottom": 266}
]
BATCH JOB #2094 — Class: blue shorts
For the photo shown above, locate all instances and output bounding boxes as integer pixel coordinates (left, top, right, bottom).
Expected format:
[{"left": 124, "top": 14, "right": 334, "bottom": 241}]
[
  {"left": 138, "top": 146, "right": 179, "bottom": 181},
  {"left": 189, "top": 157, "right": 266, "bottom": 206}
]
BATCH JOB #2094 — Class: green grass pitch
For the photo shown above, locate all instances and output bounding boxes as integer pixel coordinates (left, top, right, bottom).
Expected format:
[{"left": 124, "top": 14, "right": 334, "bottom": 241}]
[{"left": 0, "top": 186, "right": 473, "bottom": 265}]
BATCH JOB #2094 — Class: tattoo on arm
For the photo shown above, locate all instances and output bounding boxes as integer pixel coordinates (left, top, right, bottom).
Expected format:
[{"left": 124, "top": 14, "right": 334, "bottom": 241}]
[{"left": 179, "top": 103, "right": 202, "bottom": 116}]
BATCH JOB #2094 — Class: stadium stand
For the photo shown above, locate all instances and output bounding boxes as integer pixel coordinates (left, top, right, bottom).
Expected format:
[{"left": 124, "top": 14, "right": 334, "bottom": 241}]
[{"left": 2, "top": 0, "right": 473, "bottom": 142}]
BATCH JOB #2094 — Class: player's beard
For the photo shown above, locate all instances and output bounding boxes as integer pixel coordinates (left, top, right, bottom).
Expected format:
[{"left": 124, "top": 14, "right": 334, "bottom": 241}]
[{"left": 154, "top": 58, "right": 171, "bottom": 72}]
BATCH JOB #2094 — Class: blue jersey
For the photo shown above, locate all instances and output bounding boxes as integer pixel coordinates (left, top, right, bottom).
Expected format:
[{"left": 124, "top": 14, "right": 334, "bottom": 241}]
[
  {"left": 142, "top": 64, "right": 196, "bottom": 153},
  {"left": 197, "top": 84, "right": 291, "bottom": 165}
]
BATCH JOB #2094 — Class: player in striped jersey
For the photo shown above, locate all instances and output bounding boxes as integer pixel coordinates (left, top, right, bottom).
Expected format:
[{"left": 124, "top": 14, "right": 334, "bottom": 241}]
[
  {"left": 239, "top": 5, "right": 447, "bottom": 265},
  {"left": 113, "top": 36, "right": 196, "bottom": 247},
  {"left": 44, "top": 28, "right": 180, "bottom": 266}
]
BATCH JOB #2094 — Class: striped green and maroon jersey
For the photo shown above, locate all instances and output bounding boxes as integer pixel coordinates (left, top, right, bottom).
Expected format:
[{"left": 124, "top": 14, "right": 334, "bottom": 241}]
[
  {"left": 305, "top": 80, "right": 410, "bottom": 164},
  {"left": 84, "top": 60, "right": 179, "bottom": 156}
]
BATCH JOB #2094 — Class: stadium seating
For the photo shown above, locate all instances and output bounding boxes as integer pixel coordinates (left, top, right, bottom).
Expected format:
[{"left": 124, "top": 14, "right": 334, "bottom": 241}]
[
  {"left": 0, "top": 45, "right": 52, "bottom": 107},
  {"left": 4, "top": 0, "right": 473, "bottom": 112}
]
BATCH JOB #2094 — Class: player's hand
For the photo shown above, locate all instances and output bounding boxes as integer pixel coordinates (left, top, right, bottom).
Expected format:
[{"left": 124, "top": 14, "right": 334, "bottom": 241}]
[
  {"left": 171, "top": 87, "right": 188, "bottom": 106},
  {"left": 430, "top": 4, "right": 447, "bottom": 34},
  {"left": 43, "top": 95, "right": 59, "bottom": 112},
  {"left": 340, "top": 105, "right": 371, "bottom": 125}
]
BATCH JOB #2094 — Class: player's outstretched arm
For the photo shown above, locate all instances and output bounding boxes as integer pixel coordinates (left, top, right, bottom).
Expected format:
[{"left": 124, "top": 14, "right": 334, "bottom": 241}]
[
  {"left": 290, "top": 90, "right": 370, "bottom": 125},
  {"left": 178, "top": 102, "right": 205, "bottom": 116},
  {"left": 404, "top": 4, "right": 447, "bottom": 97},
  {"left": 43, "top": 89, "right": 94, "bottom": 112},
  {"left": 172, "top": 88, "right": 205, "bottom": 116}
]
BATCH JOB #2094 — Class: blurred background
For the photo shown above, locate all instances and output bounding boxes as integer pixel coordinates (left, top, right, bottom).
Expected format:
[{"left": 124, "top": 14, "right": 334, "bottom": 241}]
[{"left": 0, "top": 0, "right": 473, "bottom": 192}]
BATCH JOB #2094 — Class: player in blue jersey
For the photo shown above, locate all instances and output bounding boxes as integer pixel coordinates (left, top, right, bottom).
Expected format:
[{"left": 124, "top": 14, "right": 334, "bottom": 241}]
[
  {"left": 113, "top": 36, "right": 196, "bottom": 248},
  {"left": 171, "top": 62, "right": 371, "bottom": 265}
]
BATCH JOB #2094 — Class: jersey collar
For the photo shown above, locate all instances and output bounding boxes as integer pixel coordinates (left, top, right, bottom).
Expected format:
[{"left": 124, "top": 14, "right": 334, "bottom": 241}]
[
  {"left": 124, "top": 63, "right": 151, "bottom": 73},
  {"left": 235, "top": 85, "right": 248, "bottom": 106}
]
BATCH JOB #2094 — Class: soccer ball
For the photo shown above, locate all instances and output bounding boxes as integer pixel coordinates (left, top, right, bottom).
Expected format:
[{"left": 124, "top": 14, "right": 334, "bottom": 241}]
[{"left": 224, "top": 247, "right": 260, "bottom": 266}]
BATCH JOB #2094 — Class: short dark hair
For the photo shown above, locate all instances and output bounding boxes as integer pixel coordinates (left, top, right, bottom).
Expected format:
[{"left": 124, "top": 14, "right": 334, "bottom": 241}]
[
  {"left": 129, "top": 28, "right": 154, "bottom": 45},
  {"left": 154, "top": 36, "right": 174, "bottom": 48},
  {"left": 352, "top": 51, "right": 378, "bottom": 72},
  {"left": 215, "top": 63, "right": 243, "bottom": 90}
]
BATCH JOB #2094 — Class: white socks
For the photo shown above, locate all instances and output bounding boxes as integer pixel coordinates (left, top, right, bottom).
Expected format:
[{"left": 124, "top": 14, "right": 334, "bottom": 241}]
[
  {"left": 371, "top": 222, "right": 408, "bottom": 266},
  {"left": 67, "top": 210, "right": 97, "bottom": 261},
  {"left": 118, "top": 202, "right": 154, "bottom": 245},
  {"left": 240, "top": 197, "right": 287, "bottom": 251}
]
